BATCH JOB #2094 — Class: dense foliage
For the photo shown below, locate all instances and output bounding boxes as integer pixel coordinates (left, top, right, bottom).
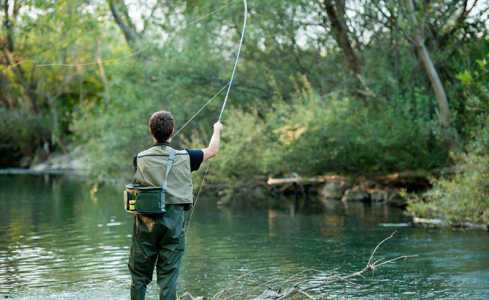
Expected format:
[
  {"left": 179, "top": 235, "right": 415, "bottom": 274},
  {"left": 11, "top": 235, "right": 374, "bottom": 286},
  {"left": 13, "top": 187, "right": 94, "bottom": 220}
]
[
  {"left": 1, "top": 1, "right": 488, "bottom": 223},
  {"left": 408, "top": 53, "right": 489, "bottom": 225},
  {"left": 0, "top": 108, "right": 49, "bottom": 166}
]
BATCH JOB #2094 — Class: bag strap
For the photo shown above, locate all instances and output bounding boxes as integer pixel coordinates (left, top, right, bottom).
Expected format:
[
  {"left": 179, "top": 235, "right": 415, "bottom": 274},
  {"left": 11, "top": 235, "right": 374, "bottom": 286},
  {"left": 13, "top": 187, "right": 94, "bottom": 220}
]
[{"left": 162, "top": 147, "right": 177, "bottom": 190}]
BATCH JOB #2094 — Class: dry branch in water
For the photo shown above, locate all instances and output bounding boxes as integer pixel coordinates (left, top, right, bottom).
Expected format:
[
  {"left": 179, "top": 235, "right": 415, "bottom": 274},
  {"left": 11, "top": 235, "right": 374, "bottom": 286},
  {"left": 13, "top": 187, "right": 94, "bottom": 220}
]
[
  {"left": 204, "top": 231, "right": 417, "bottom": 300},
  {"left": 301, "top": 232, "right": 417, "bottom": 293}
]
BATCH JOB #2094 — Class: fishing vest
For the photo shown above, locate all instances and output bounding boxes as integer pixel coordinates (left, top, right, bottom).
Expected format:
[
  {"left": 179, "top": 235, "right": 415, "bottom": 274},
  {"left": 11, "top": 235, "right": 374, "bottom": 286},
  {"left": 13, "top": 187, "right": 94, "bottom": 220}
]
[{"left": 124, "top": 145, "right": 194, "bottom": 214}]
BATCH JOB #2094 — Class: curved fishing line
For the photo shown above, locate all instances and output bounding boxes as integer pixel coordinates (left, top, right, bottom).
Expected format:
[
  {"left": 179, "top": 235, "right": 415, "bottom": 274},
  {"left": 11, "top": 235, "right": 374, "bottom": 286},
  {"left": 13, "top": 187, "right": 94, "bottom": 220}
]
[
  {"left": 185, "top": 163, "right": 210, "bottom": 232},
  {"left": 218, "top": 0, "right": 248, "bottom": 122},
  {"left": 6, "top": 1, "right": 238, "bottom": 70},
  {"left": 186, "top": 0, "right": 247, "bottom": 233},
  {"left": 173, "top": 83, "right": 229, "bottom": 137}
]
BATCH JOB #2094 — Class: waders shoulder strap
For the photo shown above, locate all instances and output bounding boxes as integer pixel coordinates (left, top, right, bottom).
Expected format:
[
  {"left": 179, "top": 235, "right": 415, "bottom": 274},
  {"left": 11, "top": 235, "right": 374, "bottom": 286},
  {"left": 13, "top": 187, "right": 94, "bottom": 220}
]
[
  {"left": 162, "top": 147, "right": 177, "bottom": 190},
  {"left": 160, "top": 147, "right": 177, "bottom": 210}
]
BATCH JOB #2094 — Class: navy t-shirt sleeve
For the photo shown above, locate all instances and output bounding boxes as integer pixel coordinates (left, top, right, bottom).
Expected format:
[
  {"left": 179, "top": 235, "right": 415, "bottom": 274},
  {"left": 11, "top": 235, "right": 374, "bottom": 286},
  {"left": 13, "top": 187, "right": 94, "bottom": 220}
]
[{"left": 186, "top": 149, "right": 204, "bottom": 172}]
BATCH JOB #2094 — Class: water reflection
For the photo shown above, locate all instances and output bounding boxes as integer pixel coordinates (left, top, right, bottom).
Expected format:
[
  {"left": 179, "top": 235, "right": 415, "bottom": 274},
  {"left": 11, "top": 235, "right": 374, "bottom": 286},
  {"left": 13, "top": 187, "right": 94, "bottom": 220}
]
[{"left": 1, "top": 175, "right": 488, "bottom": 299}]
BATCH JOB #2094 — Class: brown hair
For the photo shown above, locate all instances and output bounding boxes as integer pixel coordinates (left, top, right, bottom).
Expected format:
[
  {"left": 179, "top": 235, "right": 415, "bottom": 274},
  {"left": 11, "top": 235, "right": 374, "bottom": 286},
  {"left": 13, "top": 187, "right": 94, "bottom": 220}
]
[{"left": 149, "top": 111, "right": 175, "bottom": 143}]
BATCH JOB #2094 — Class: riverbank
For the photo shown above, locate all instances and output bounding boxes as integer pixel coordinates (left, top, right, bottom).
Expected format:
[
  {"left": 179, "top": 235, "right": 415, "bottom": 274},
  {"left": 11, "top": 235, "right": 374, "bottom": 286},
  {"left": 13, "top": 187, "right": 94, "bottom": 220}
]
[
  {"left": 266, "top": 170, "right": 438, "bottom": 207},
  {"left": 3, "top": 150, "right": 487, "bottom": 231},
  {"left": 265, "top": 171, "right": 489, "bottom": 231},
  {"left": 0, "top": 148, "right": 88, "bottom": 176}
]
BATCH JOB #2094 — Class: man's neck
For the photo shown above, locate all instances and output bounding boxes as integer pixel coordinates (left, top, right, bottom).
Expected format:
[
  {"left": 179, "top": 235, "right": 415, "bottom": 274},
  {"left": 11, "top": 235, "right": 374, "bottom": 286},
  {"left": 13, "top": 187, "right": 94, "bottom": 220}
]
[{"left": 154, "top": 141, "right": 169, "bottom": 145}]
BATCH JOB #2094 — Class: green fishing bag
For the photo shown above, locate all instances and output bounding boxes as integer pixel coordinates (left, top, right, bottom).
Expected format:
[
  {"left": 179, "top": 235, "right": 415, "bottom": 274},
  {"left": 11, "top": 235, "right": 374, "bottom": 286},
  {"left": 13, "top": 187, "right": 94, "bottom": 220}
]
[{"left": 124, "top": 184, "right": 165, "bottom": 213}]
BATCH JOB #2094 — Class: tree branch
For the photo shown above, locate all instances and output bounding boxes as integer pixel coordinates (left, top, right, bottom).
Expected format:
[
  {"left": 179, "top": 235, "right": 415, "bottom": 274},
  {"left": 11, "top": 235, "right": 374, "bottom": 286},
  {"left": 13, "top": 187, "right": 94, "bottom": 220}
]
[
  {"left": 321, "top": 0, "right": 362, "bottom": 75},
  {"left": 208, "top": 232, "right": 417, "bottom": 299},
  {"left": 107, "top": 0, "right": 140, "bottom": 47},
  {"left": 1, "top": 1, "right": 41, "bottom": 114}
]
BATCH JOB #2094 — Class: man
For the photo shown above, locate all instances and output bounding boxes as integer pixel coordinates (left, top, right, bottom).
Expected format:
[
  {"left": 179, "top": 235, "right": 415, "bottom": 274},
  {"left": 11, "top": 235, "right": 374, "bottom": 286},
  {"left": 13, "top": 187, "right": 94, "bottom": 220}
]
[{"left": 128, "top": 110, "right": 223, "bottom": 300}]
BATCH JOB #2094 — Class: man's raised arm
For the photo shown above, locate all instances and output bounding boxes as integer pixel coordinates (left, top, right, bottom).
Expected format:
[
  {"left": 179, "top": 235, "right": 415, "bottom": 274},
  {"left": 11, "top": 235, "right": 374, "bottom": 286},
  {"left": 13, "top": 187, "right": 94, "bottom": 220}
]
[{"left": 202, "top": 121, "right": 223, "bottom": 161}]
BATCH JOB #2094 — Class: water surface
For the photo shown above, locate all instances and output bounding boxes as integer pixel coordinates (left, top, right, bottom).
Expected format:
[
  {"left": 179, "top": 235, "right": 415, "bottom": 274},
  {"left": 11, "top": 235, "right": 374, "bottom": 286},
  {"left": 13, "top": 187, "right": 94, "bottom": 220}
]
[{"left": 0, "top": 175, "right": 488, "bottom": 299}]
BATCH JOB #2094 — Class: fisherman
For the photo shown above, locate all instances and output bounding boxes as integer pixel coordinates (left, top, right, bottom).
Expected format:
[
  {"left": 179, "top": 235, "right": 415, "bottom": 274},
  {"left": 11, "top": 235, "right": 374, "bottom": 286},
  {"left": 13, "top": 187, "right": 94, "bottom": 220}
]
[{"left": 128, "top": 110, "right": 223, "bottom": 300}]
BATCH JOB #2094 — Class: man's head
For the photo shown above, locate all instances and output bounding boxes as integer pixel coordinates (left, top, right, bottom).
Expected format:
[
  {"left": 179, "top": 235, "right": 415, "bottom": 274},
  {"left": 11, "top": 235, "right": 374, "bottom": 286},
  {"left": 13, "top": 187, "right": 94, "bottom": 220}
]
[{"left": 149, "top": 110, "right": 175, "bottom": 143}]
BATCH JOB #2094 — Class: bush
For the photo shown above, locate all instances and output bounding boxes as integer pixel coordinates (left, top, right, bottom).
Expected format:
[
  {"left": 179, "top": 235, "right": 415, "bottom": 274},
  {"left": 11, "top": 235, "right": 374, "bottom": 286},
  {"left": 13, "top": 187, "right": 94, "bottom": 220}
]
[
  {"left": 261, "top": 89, "right": 447, "bottom": 176},
  {"left": 203, "top": 86, "right": 448, "bottom": 200},
  {"left": 407, "top": 152, "right": 489, "bottom": 225},
  {"left": 0, "top": 109, "right": 50, "bottom": 167},
  {"left": 207, "top": 109, "right": 269, "bottom": 200}
]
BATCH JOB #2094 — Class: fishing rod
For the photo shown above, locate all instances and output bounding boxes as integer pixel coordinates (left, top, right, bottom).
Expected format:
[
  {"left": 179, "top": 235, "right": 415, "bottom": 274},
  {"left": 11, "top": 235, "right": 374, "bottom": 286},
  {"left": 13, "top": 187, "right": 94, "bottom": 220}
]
[{"left": 185, "top": 0, "right": 248, "bottom": 232}]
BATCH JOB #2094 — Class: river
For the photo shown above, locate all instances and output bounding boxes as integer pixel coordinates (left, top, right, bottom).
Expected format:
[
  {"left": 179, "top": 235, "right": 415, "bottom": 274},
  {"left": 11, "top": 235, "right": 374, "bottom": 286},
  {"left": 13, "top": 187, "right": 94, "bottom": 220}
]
[{"left": 0, "top": 174, "right": 488, "bottom": 299}]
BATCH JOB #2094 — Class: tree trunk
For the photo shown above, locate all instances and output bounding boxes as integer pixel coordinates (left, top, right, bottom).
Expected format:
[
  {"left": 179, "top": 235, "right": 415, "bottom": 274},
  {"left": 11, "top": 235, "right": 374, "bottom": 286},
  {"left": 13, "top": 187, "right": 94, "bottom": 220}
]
[
  {"left": 1, "top": 0, "right": 40, "bottom": 113},
  {"left": 413, "top": 36, "right": 451, "bottom": 129},
  {"left": 2, "top": 49, "right": 40, "bottom": 113},
  {"left": 107, "top": 0, "right": 140, "bottom": 47},
  {"left": 321, "top": 0, "right": 375, "bottom": 99},
  {"left": 322, "top": 0, "right": 362, "bottom": 75},
  {"left": 0, "top": 72, "right": 14, "bottom": 108},
  {"left": 405, "top": 0, "right": 453, "bottom": 139},
  {"left": 3, "top": 0, "right": 15, "bottom": 51}
]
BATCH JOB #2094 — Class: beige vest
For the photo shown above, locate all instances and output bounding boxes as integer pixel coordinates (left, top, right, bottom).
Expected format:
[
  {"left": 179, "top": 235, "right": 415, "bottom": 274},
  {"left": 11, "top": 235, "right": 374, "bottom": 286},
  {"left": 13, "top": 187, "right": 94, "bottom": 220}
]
[{"left": 133, "top": 145, "right": 193, "bottom": 205}]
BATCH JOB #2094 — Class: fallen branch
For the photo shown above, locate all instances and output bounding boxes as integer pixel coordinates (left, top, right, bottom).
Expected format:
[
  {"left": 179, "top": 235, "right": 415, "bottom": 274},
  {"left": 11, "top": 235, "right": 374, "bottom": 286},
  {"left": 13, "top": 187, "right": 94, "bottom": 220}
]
[
  {"left": 254, "top": 231, "right": 417, "bottom": 300},
  {"left": 413, "top": 217, "right": 488, "bottom": 231},
  {"left": 267, "top": 175, "right": 346, "bottom": 186},
  {"left": 267, "top": 168, "right": 458, "bottom": 188},
  {"left": 204, "top": 232, "right": 417, "bottom": 300},
  {"left": 303, "top": 231, "right": 417, "bottom": 293}
]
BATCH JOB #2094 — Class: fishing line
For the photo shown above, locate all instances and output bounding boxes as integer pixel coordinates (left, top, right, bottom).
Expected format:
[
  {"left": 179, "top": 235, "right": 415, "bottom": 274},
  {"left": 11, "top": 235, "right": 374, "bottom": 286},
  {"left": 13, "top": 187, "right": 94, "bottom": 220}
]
[
  {"left": 218, "top": 0, "right": 248, "bottom": 122},
  {"left": 184, "top": 164, "right": 210, "bottom": 232},
  {"left": 185, "top": 0, "right": 248, "bottom": 233},
  {"left": 5, "top": 0, "right": 239, "bottom": 70},
  {"left": 173, "top": 83, "right": 229, "bottom": 137}
]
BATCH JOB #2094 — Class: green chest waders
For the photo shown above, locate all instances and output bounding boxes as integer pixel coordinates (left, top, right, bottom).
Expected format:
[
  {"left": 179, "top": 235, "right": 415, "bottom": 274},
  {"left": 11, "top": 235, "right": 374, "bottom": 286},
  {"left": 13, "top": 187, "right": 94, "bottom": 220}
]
[{"left": 124, "top": 148, "right": 176, "bottom": 214}]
